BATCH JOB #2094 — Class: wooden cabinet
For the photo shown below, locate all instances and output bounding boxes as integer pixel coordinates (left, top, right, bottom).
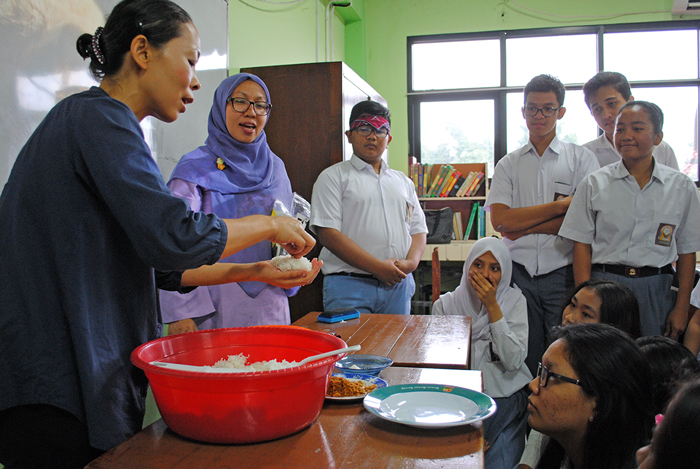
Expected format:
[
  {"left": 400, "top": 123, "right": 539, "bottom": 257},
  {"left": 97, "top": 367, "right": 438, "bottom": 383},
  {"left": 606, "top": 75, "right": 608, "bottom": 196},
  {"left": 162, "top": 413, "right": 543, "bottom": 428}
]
[{"left": 240, "top": 62, "right": 387, "bottom": 322}]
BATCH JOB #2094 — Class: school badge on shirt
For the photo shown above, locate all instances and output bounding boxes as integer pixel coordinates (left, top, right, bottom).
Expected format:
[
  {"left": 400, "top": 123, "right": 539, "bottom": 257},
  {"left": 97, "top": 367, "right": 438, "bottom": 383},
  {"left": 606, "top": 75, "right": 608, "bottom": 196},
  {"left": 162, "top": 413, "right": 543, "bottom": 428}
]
[{"left": 655, "top": 223, "right": 675, "bottom": 247}]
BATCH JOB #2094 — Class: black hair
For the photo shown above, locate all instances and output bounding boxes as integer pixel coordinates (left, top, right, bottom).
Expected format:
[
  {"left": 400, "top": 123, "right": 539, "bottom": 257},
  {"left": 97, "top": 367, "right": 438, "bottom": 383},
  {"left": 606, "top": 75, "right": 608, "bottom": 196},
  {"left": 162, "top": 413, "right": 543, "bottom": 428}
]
[
  {"left": 523, "top": 74, "right": 565, "bottom": 107},
  {"left": 618, "top": 100, "right": 664, "bottom": 135},
  {"left": 562, "top": 279, "right": 642, "bottom": 339},
  {"left": 647, "top": 378, "right": 700, "bottom": 469},
  {"left": 349, "top": 100, "right": 391, "bottom": 126},
  {"left": 636, "top": 336, "right": 700, "bottom": 415},
  {"left": 537, "top": 324, "right": 654, "bottom": 469},
  {"left": 582, "top": 71, "right": 632, "bottom": 109},
  {"left": 76, "top": 0, "right": 193, "bottom": 80}
]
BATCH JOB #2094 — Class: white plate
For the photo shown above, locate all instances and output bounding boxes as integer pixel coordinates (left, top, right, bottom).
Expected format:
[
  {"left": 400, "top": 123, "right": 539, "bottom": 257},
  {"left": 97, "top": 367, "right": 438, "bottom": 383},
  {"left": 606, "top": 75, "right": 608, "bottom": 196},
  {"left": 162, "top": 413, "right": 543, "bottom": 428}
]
[
  {"left": 363, "top": 384, "right": 497, "bottom": 428},
  {"left": 326, "top": 373, "right": 388, "bottom": 401}
]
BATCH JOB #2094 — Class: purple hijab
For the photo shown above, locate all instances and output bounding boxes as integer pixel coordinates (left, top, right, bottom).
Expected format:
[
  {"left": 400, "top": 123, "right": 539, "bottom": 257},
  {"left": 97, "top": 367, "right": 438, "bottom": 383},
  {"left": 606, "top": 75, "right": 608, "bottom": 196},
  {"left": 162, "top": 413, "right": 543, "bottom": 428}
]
[{"left": 169, "top": 73, "right": 294, "bottom": 297}]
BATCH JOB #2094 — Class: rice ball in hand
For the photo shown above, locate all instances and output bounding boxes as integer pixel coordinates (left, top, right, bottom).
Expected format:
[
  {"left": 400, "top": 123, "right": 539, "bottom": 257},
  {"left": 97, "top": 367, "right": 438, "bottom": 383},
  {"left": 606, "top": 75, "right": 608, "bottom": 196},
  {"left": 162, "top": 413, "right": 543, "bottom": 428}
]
[{"left": 269, "top": 255, "right": 312, "bottom": 272}]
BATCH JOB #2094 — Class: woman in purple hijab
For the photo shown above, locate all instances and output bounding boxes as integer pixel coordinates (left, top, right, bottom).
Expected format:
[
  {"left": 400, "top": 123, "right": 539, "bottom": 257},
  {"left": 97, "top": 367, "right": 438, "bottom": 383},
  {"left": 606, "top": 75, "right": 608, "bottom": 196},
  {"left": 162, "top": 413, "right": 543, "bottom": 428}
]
[{"left": 160, "top": 73, "right": 310, "bottom": 333}]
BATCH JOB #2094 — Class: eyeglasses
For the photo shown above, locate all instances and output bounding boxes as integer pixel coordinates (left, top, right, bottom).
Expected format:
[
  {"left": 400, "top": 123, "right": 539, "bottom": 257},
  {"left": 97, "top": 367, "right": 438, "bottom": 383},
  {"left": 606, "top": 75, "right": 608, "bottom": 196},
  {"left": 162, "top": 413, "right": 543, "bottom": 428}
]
[
  {"left": 523, "top": 105, "right": 562, "bottom": 117},
  {"left": 352, "top": 125, "right": 390, "bottom": 139},
  {"left": 227, "top": 97, "right": 272, "bottom": 116},
  {"left": 537, "top": 362, "right": 582, "bottom": 388}
]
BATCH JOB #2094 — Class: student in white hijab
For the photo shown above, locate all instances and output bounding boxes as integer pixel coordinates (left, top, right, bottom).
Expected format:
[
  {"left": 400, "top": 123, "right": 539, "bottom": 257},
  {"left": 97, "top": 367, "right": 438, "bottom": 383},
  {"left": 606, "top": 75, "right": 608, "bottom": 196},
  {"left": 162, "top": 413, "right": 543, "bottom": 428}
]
[{"left": 433, "top": 237, "right": 532, "bottom": 469}]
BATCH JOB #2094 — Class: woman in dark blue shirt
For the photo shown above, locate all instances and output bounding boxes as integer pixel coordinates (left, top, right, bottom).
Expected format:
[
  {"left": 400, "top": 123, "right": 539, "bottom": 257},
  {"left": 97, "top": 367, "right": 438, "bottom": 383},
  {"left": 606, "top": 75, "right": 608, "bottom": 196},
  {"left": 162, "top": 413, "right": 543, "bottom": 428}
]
[{"left": 0, "top": 1, "right": 315, "bottom": 467}]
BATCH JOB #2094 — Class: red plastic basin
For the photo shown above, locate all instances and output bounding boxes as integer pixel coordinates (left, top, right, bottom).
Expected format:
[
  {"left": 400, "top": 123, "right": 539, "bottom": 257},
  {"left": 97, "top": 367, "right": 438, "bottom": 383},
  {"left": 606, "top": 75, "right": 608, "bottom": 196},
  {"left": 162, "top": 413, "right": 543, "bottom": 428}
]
[{"left": 131, "top": 325, "right": 347, "bottom": 444}]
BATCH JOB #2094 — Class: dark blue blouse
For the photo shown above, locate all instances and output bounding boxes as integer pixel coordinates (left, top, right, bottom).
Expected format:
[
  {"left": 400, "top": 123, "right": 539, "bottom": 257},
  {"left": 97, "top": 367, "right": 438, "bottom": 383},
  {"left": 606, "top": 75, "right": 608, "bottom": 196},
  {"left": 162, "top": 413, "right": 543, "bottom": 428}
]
[{"left": 0, "top": 87, "right": 226, "bottom": 450}]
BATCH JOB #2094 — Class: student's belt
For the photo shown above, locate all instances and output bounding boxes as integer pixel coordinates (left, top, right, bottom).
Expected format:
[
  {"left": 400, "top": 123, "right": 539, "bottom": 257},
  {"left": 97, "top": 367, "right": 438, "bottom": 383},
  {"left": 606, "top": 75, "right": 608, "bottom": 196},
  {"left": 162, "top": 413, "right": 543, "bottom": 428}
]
[
  {"left": 325, "top": 272, "right": 375, "bottom": 279},
  {"left": 593, "top": 264, "right": 674, "bottom": 278}
]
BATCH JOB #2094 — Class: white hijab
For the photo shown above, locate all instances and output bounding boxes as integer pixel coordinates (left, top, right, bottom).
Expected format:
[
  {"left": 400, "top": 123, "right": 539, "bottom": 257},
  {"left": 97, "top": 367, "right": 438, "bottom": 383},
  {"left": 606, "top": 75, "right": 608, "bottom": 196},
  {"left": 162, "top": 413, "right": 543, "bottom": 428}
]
[{"left": 436, "top": 237, "right": 522, "bottom": 341}]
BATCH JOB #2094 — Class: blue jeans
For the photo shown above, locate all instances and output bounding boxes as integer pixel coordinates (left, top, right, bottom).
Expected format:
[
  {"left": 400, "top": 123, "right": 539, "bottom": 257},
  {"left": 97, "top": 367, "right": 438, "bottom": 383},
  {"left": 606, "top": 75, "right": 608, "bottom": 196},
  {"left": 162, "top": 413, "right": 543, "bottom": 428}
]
[
  {"left": 512, "top": 263, "right": 574, "bottom": 377},
  {"left": 483, "top": 386, "right": 529, "bottom": 469},
  {"left": 323, "top": 273, "right": 415, "bottom": 315}
]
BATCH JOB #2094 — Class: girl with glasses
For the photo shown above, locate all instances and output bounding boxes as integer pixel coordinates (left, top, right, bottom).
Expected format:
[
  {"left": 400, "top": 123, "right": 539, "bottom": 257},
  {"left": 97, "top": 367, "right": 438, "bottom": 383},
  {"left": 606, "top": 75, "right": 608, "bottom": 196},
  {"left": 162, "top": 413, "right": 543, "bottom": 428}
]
[
  {"left": 433, "top": 237, "right": 531, "bottom": 469},
  {"left": 527, "top": 323, "right": 654, "bottom": 469},
  {"left": 161, "top": 73, "right": 321, "bottom": 334},
  {"left": 520, "top": 279, "right": 642, "bottom": 469}
]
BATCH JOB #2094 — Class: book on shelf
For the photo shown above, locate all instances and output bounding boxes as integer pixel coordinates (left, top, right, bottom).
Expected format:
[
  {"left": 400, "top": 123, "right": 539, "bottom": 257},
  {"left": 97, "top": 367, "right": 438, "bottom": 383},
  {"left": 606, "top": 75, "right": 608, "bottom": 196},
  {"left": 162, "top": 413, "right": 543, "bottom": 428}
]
[
  {"left": 469, "top": 173, "right": 485, "bottom": 196},
  {"left": 452, "top": 213, "right": 460, "bottom": 241},
  {"left": 455, "top": 211, "right": 463, "bottom": 240},
  {"left": 464, "top": 171, "right": 484, "bottom": 197},
  {"left": 426, "top": 164, "right": 448, "bottom": 196},
  {"left": 448, "top": 174, "right": 467, "bottom": 197},
  {"left": 439, "top": 169, "right": 461, "bottom": 197},
  {"left": 457, "top": 171, "right": 477, "bottom": 197},
  {"left": 429, "top": 164, "right": 450, "bottom": 197},
  {"left": 417, "top": 164, "right": 423, "bottom": 197},
  {"left": 434, "top": 165, "right": 455, "bottom": 197},
  {"left": 465, "top": 202, "right": 479, "bottom": 240},
  {"left": 477, "top": 203, "right": 486, "bottom": 238},
  {"left": 411, "top": 164, "right": 486, "bottom": 198}
]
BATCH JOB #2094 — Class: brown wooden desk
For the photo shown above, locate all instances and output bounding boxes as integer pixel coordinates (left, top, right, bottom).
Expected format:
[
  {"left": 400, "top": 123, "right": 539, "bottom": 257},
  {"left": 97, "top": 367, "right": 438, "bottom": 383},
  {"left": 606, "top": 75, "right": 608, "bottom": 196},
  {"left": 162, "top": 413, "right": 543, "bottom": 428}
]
[
  {"left": 294, "top": 312, "right": 472, "bottom": 369},
  {"left": 85, "top": 367, "right": 484, "bottom": 469}
]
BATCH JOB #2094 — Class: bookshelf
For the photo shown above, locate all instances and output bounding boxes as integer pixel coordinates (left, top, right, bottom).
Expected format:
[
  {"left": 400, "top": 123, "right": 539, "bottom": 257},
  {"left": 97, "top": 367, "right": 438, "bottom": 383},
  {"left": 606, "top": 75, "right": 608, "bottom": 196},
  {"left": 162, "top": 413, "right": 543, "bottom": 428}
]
[{"left": 416, "top": 162, "right": 497, "bottom": 262}]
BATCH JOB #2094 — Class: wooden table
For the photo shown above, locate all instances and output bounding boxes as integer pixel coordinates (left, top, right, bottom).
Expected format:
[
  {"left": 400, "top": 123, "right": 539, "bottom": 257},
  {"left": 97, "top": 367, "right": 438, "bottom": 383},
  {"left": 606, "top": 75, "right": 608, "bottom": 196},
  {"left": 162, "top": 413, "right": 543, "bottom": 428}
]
[
  {"left": 85, "top": 367, "right": 484, "bottom": 469},
  {"left": 294, "top": 312, "right": 472, "bottom": 369}
]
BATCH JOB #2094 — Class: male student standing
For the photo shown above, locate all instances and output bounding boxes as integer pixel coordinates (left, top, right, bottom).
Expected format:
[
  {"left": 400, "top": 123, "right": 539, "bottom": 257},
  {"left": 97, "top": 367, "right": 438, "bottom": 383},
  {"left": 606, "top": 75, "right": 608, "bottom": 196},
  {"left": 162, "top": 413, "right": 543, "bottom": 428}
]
[
  {"left": 582, "top": 71, "right": 679, "bottom": 169},
  {"left": 310, "top": 100, "right": 427, "bottom": 315},
  {"left": 485, "top": 74, "right": 599, "bottom": 375}
]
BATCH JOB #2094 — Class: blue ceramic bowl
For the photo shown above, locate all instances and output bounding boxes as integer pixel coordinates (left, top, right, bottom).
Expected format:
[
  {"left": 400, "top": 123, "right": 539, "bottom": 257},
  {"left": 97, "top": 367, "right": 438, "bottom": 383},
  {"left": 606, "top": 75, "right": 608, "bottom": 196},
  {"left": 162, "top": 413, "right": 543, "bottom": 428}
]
[{"left": 334, "top": 354, "right": 393, "bottom": 376}]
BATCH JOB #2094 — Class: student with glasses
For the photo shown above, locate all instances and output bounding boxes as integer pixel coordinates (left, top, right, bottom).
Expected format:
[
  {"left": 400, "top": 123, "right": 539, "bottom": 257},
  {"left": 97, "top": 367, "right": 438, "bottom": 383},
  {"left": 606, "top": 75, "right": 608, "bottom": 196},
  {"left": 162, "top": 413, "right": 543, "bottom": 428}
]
[
  {"left": 485, "top": 74, "right": 600, "bottom": 378},
  {"left": 527, "top": 323, "right": 654, "bottom": 469},
  {"left": 519, "top": 280, "right": 642, "bottom": 469},
  {"left": 310, "top": 100, "right": 427, "bottom": 315},
  {"left": 160, "top": 73, "right": 322, "bottom": 334}
]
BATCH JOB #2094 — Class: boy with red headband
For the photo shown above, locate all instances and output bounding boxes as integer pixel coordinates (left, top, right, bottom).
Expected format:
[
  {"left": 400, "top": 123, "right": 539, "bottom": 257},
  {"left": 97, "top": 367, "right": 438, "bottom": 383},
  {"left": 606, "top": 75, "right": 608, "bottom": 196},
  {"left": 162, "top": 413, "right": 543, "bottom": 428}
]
[{"left": 310, "top": 100, "right": 427, "bottom": 315}]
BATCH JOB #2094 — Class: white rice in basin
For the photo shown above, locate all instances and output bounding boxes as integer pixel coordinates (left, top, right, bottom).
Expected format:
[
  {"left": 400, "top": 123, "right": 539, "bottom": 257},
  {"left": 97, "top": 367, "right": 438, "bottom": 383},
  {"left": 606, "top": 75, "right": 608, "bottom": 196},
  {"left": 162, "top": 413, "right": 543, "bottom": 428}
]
[
  {"left": 211, "top": 353, "right": 300, "bottom": 372},
  {"left": 269, "top": 255, "right": 312, "bottom": 272}
]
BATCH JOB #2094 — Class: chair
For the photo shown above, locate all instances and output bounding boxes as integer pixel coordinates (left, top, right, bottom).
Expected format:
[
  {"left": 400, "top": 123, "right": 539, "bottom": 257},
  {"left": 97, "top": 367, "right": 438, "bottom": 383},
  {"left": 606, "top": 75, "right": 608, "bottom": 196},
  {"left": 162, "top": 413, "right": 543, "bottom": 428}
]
[{"left": 432, "top": 247, "right": 441, "bottom": 303}]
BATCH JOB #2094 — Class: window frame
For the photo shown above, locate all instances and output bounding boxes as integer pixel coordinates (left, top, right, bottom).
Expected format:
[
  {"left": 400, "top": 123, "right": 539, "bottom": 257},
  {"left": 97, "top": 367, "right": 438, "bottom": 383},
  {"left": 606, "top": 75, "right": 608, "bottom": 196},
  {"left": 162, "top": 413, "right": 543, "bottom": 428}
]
[{"left": 407, "top": 21, "right": 700, "bottom": 183}]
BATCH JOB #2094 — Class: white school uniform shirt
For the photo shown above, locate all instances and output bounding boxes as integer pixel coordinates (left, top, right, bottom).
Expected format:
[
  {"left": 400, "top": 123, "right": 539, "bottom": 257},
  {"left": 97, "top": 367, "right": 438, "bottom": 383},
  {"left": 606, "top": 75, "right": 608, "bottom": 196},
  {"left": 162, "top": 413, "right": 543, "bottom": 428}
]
[
  {"left": 431, "top": 237, "right": 532, "bottom": 398},
  {"left": 485, "top": 136, "right": 600, "bottom": 277},
  {"left": 310, "top": 154, "right": 427, "bottom": 275},
  {"left": 583, "top": 134, "right": 679, "bottom": 170},
  {"left": 691, "top": 281, "right": 700, "bottom": 309},
  {"left": 559, "top": 160, "right": 700, "bottom": 267}
]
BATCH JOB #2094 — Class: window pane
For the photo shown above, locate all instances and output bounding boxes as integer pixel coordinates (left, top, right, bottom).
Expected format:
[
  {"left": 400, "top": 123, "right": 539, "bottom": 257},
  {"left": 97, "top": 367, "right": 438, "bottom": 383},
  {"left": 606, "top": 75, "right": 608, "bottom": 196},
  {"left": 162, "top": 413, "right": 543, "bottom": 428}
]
[
  {"left": 506, "top": 35, "right": 597, "bottom": 87},
  {"left": 506, "top": 90, "right": 598, "bottom": 154},
  {"left": 604, "top": 30, "right": 699, "bottom": 81},
  {"left": 631, "top": 87, "right": 698, "bottom": 181},
  {"left": 420, "top": 100, "right": 494, "bottom": 175},
  {"left": 412, "top": 40, "right": 500, "bottom": 91}
]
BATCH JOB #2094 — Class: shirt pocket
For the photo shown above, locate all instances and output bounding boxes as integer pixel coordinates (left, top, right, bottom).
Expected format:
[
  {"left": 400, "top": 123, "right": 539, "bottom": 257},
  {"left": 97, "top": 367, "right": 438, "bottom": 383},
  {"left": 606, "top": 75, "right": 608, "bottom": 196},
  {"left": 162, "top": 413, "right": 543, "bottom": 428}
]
[
  {"left": 647, "top": 212, "right": 681, "bottom": 249},
  {"left": 403, "top": 196, "right": 416, "bottom": 226},
  {"left": 552, "top": 181, "right": 573, "bottom": 201}
]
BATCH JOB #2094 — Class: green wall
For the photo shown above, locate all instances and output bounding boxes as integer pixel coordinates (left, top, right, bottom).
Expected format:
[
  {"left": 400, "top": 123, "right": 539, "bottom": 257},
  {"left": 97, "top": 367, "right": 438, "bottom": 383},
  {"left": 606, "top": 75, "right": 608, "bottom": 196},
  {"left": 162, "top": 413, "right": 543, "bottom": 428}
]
[
  {"left": 229, "top": 0, "right": 681, "bottom": 174},
  {"left": 229, "top": 0, "right": 354, "bottom": 72},
  {"left": 362, "top": 0, "right": 679, "bottom": 174}
]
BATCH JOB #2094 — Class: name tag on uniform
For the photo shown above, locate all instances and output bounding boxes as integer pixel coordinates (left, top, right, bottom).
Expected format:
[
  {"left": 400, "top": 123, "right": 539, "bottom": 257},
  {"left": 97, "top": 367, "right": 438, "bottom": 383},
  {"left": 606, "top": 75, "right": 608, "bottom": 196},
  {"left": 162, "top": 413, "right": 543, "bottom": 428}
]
[{"left": 655, "top": 223, "right": 675, "bottom": 247}]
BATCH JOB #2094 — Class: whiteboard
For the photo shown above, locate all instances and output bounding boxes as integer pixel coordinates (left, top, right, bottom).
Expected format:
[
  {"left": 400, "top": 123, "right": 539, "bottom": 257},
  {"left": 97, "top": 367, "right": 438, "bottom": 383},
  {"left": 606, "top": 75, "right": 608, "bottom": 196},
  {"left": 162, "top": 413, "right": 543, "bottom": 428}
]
[{"left": 0, "top": 0, "right": 228, "bottom": 188}]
